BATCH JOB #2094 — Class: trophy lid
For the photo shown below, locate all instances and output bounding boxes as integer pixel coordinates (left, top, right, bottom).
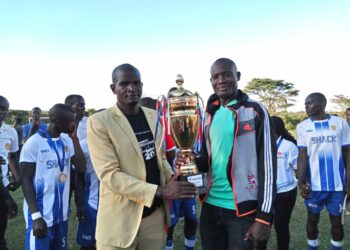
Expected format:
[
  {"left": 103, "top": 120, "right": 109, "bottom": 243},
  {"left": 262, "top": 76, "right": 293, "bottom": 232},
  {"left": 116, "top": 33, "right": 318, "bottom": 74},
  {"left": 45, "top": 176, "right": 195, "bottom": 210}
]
[{"left": 168, "top": 74, "right": 194, "bottom": 97}]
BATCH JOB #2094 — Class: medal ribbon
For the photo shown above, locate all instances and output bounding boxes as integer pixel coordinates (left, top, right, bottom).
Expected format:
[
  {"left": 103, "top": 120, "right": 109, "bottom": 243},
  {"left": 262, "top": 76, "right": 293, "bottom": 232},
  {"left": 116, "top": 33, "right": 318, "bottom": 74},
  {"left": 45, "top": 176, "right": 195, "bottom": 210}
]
[{"left": 44, "top": 130, "right": 65, "bottom": 173}]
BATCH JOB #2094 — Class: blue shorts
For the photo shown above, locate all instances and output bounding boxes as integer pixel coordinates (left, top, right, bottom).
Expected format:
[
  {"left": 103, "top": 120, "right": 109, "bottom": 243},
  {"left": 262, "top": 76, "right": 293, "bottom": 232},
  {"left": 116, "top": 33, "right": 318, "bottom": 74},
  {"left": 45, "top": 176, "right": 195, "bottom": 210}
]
[
  {"left": 304, "top": 191, "right": 345, "bottom": 216},
  {"left": 76, "top": 206, "right": 97, "bottom": 247},
  {"left": 170, "top": 197, "right": 197, "bottom": 226},
  {"left": 25, "top": 220, "right": 68, "bottom": 250}
]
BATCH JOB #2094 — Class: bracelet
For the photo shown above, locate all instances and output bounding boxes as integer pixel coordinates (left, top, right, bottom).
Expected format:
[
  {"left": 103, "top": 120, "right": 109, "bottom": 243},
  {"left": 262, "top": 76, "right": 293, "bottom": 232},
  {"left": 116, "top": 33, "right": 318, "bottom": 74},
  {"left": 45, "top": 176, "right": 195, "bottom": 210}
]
[{"left": 31, "top": 211, "right": 42, "bottom": 221}]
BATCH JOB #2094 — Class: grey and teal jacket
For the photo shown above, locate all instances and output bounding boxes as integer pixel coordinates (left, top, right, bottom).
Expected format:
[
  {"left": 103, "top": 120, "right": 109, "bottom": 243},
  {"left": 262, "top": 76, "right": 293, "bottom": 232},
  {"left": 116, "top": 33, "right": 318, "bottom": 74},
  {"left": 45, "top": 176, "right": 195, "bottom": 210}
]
[{"left": 196, "top": 90, "right": 277, "bottom": 224}]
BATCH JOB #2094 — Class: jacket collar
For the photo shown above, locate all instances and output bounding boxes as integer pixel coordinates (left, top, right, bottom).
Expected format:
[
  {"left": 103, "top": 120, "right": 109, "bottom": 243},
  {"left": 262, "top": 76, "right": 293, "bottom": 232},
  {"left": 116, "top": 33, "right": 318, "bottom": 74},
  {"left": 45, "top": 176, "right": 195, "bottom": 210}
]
[{"left": 206, "top": 90, "right": 249, "bottom": 115}]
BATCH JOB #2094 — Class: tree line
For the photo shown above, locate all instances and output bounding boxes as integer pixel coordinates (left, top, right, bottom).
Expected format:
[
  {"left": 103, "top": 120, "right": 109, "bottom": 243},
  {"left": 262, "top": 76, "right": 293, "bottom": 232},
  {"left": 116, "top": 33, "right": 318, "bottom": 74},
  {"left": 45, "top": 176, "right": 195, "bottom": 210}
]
[{"left": 6, "top": 79, "right": 350, "bottom": 134}]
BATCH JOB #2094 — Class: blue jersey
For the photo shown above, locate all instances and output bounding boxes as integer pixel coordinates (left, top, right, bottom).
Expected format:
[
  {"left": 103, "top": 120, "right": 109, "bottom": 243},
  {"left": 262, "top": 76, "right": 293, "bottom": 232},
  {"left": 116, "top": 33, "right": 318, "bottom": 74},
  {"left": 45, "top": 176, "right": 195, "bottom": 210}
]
[
  {"left": 20, "top": 133, "right": 74, "bottom": 227},
  {"left": 296, "top": 115, "right": 350, "bottom": 191},
  {"left": 23, "top": 122, "right": 47, "bottom": 141}
]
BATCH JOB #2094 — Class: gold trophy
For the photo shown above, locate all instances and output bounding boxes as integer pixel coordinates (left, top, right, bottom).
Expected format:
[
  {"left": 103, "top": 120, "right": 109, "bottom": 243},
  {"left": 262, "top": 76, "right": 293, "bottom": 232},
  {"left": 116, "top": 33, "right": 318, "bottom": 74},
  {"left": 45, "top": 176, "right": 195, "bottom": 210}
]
[{"left": 168, "top": 74, "right": 207, "bottom": 194}]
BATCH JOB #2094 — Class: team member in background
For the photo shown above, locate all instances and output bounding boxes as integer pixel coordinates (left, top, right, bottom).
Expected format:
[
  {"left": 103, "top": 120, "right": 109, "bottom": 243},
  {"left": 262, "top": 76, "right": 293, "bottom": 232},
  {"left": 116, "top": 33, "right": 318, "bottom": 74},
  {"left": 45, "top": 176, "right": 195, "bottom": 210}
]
[
  {"left": 297, "top": 93, "right": 350, "bottom": 250},
  {"left": 75, "top": 137, "right": 99, "bottom": 250},
  {"left": 64, "top": 95, "right": 88, "bottom": 141},
  {"left": 23, "top": 107, "right": 47, "bottom": 142},
  {"left": 14, "top": 116, "right": 24, "bottom": 158},
  {"left": 345, "top": 107, "right": 350, "bottom": 125},
  {"left": 271, "top": 116, "right": 298, "bottom": 250},
  {"left": 20, "top": 103, "right": 86, "bottom": 250},
  {"left": 75, "top": 109, "right": 104, "bottom": 250},
  {"left": 64, "top": 94, "right": 88, "bottom": 208},
  {"left": 0, "top": 95, "right": 19, "bottom": 250}
]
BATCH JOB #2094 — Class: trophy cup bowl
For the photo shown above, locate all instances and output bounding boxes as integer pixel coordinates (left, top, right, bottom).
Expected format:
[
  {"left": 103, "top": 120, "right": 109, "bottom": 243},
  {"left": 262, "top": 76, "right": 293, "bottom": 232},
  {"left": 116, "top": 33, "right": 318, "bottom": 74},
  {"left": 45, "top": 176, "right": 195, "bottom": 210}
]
[
  {"left": 169, "top": 95, "right": 199, "bottom": 175},
  {"left": 168, "top": 75, "right": 207, "bottom": 194}
]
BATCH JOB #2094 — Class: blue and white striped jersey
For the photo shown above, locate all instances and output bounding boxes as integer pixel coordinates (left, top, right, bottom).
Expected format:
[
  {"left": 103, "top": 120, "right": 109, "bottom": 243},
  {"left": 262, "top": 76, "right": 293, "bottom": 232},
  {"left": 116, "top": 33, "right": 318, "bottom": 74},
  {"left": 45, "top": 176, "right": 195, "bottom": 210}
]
[
  {"left": 20, "top": 133, "right": 74, "bottom": 227},
  {"left": 296, "top": 115, "right": 350, "bottom": 191}
]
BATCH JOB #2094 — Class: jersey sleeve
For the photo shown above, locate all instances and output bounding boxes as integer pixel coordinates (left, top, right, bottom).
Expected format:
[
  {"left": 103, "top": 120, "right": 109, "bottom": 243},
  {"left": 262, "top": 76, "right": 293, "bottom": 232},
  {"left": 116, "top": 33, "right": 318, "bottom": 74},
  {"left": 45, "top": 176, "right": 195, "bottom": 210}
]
[
  {"left": 289, "top": 142, "right": 299, "bottom": 170},
  {"left": 20, "top": 136, "right": 38, "bottom": 163},
  {"left": 9, "top": 128, "right": 19, "bottom": 153},
  {"left": 296, "top": 123, "right": 306, "bottom": 148}
]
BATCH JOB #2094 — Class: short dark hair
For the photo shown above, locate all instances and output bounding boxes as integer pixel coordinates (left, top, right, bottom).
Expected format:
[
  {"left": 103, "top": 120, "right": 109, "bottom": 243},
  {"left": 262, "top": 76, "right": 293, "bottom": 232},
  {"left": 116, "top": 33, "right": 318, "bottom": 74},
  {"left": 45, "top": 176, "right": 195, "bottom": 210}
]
[
  {"left": 211, "top": 58, "right": 238, "bottom": 74},
  {"left": 308, "top": 92, "right": 327, "bottom": 106},
  {"left": 65, "top": 95, "right": 84, "bottom": 107},
  {"left": 31, "top": 107, "right": 41, "bottom": 113},
  {"left": 49, "top": 103, "right": 75, "bottom": 123},
  {"left": 111, "top": 64, "right": 140, "bottom": 84}
]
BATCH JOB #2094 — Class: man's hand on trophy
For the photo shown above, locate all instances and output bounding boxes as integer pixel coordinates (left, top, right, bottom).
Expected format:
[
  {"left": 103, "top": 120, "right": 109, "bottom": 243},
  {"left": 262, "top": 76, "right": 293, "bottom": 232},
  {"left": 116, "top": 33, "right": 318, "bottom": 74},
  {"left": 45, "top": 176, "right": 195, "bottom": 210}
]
[
  {"left": 155, "top": 173, "right": 197, "bottom": 200},
  {"left": 174, "top": 151, "right": 195, "bottom": 174}
]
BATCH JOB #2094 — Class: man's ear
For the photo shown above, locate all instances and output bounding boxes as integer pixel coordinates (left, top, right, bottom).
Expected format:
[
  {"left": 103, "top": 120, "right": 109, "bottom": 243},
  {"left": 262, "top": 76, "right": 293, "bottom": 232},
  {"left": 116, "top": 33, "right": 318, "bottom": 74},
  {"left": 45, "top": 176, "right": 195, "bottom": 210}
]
[
  {"left": 237, "top": 71, "right": 241, "bottom": 81},
  {"left": 110, "top": 83, "right": 115, "bottom": 93}
]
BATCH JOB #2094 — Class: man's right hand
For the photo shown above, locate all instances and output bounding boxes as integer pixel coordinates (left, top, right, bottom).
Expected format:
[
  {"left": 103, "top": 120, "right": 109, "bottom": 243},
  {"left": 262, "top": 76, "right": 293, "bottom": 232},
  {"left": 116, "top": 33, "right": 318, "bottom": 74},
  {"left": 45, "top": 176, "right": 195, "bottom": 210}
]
[
  {"left": 33, "top": 218, "right": 48, "bottom": 238},
  {"left": 4, "top": 196, "right": 18, "bottom": 219},
  {"left": 298, "top": 182, "right": 310, "bottom": 199},
  {"left": 156, "top": 173, "right": 197, "bottom": 200}
]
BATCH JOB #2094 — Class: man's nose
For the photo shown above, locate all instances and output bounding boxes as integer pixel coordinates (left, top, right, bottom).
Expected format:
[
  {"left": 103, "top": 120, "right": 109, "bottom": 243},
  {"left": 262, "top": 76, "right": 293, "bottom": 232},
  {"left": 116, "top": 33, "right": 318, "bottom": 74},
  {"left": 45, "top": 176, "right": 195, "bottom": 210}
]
[
  {"left": 126, "top": 82, "right": 137, "bottom": 91},
  {"left": 217, "top": 74, "right": 226, "bottom": 82}
]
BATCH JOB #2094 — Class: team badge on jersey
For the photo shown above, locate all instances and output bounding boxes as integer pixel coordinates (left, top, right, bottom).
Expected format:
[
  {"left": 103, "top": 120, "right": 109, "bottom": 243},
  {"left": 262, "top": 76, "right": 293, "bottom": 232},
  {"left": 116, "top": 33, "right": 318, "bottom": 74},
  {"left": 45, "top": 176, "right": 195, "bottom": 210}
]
[{"left": 5, "top": 143, "right": 10, "bottom": 151}]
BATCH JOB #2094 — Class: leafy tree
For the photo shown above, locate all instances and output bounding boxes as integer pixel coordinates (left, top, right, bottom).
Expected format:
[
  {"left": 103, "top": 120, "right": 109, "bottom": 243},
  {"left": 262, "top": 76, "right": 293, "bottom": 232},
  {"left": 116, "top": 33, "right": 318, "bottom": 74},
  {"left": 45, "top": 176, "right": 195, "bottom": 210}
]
[
  {"left": 330, "top": 95, "right": 350, "bottom": 111},
  {"left": 6, "top": 110, "right": 29, "bottom": 125},
  {"left": 243, "top": 78, "right": 299, "bottom": 113}
]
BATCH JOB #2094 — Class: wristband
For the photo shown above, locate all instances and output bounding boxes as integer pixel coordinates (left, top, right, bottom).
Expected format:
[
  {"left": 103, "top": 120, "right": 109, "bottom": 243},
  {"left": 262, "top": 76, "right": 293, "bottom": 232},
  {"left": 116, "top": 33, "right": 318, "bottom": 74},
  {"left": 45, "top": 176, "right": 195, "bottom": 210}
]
[{"left": 31, "top": 211, "right": 42, "bottom": 221}]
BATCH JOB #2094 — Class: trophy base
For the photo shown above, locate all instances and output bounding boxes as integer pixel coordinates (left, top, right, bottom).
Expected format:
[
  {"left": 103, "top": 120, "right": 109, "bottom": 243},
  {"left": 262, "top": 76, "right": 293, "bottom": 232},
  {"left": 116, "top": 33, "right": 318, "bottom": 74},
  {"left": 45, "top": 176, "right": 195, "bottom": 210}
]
[{"left": 180, "top": 173, "right": 208, "bottom": 195}]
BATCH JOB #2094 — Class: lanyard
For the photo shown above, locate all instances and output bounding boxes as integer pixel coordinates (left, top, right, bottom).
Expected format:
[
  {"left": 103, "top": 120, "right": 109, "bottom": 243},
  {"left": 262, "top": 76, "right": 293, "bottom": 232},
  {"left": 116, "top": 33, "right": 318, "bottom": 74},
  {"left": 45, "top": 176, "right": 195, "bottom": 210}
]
[
  {"left": 44, "top": 130, "right": 65, "bottom": 173},
  {"left": 276, "top": 136, "right": 283, "bottom": 151}
]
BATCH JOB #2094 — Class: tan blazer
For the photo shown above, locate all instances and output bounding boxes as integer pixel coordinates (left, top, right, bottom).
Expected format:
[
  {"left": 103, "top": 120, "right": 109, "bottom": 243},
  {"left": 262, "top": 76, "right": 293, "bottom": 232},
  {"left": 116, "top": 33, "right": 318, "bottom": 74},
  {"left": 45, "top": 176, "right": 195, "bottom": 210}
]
[{"left": 87, "top": 105, "right": 172, "bottom": 248}]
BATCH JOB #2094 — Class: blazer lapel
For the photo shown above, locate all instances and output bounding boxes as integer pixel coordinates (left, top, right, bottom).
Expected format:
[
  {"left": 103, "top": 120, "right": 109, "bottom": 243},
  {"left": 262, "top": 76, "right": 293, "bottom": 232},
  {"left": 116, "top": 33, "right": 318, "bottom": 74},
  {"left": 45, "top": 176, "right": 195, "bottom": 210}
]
[{"left": 111, "top": 105, "right": 144, "bottom": 163}]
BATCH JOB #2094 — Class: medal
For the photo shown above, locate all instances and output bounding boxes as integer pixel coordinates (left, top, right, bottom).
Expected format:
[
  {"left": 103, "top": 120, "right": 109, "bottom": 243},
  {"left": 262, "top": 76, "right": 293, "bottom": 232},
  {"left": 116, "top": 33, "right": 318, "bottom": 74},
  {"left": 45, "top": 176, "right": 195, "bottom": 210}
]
[
  {"left": 44, "top": 130, "right": 66, "bottom": 183},
  {"left": 59, "top": 172, "right": 67, "bottom": 182}
]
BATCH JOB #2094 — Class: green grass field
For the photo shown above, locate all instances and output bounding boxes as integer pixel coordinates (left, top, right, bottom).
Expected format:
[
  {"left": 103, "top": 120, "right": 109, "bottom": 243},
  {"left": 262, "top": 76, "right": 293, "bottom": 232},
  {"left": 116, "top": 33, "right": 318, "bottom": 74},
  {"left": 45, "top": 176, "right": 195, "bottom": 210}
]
[{"left": 5, "top": 189, "right": 350, "bottom": 249}]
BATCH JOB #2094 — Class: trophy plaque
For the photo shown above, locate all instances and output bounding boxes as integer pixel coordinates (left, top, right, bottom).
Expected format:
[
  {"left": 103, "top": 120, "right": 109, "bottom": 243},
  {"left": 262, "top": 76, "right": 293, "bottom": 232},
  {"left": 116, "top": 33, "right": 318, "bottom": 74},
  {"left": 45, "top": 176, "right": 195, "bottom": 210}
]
[{"left": 168, "top": 74, "right": 208, "bottom": 194}]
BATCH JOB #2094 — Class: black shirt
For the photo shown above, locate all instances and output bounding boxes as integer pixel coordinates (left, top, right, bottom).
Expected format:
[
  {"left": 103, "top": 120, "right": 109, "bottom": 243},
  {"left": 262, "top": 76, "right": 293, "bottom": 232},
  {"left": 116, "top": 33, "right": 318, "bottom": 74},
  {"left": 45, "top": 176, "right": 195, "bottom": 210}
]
[{"left": 125, "top": 109, "right": 162, "bottom": 217}]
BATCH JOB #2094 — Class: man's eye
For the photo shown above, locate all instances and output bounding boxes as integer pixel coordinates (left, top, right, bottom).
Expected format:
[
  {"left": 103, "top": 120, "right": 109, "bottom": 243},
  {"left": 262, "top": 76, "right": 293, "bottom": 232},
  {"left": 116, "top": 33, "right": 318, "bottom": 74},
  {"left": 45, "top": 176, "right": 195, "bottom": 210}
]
[
  {"left": 224, "top": 72, "right": 233, "bottom": 77},
  {"left": 118, "top": 82, "right": 128, "bottom": 87}
]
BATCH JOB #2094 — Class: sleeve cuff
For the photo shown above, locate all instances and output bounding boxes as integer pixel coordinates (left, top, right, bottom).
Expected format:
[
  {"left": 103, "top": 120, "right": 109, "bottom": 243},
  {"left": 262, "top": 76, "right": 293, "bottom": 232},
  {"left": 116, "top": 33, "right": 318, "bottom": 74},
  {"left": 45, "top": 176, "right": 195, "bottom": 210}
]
[{"left": 255, "top": 210, "right": 273, "bottom": 225}]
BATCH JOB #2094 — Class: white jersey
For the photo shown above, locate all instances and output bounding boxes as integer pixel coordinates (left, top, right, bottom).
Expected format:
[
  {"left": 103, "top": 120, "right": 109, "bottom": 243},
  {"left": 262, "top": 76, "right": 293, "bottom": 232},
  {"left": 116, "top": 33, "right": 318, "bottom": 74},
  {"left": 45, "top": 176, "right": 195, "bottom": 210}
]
[
  {"left": 20, "top": 133, "right": 74, "bottom": 227},
  {"left": 80, "top": 138, "right": 99, "bottom": 210},
  {"left": 0, "top": 123, "right": 19, "bottom": 187},
  {"left": 296, "top": 115, "right": 350, "bottom": 191},
  {"left": 77, "top": 116, "right": 88, "bottom": 141},
  {"left": 276, "top": 137, "right": 298, "bottom": 193}
]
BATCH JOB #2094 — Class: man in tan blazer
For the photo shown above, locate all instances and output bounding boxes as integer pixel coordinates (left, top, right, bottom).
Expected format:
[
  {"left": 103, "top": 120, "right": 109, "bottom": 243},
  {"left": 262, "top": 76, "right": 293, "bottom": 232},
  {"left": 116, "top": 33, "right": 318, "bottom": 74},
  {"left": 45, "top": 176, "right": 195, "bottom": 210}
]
[{"left": 87, "top": 64, "right": 197, "bottom": 250}]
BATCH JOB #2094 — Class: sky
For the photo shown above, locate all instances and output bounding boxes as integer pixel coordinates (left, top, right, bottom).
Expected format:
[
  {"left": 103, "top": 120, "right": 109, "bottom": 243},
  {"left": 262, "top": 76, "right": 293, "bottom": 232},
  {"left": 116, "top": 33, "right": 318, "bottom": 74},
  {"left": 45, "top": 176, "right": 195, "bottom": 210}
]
[{"left": 1, "top": 0, "right": 350, "bottom": 112}]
